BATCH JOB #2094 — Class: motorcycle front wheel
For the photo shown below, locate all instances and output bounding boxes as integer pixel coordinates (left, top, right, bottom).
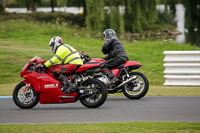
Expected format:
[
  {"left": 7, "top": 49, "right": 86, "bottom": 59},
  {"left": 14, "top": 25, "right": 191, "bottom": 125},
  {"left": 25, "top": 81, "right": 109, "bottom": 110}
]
[
  {"left": 13, "top": 81, "right": 39, "bottom": 109},
  {"left": 122, "top": 72, "right": 149, "bottom": 99},
  {"left": 79, "top": 79, "right": 107, "bottom": 108}
]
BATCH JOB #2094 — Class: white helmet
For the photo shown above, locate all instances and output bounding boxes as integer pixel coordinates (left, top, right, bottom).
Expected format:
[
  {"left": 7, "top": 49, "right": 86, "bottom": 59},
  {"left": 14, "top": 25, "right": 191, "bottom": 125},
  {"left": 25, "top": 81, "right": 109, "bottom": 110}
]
[{"left": 49, "top": 36, "right": 63, "bottom": 54}]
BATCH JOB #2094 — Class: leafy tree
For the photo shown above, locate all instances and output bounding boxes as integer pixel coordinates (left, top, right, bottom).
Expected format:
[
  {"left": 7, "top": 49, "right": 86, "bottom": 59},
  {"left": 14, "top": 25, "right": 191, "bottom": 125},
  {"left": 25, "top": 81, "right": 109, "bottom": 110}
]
[
  {"left": 16, "top": 0, "right": 41, "bottom": 12},
  {"left": 124, "top": 0, "right": 142, "bottom": 32},
  {"left": 109, "top": 0, "right": 124, "bottom": 35},
  {"left": 145, "top": 0, "right": 158, "bottom": 25},
  {"left": 50, "top": 0, "right": 56, "bottom": 12},
  {"left": 182, "top": 0, "right": 200, "bottom": 31},
  {"left": 0, "top": 0, "right": 6, "bottom": 13},
  {"left": 86, "top": 0, "right": 105, "bottom": 32},
  {"left": 50, "top": 0, "right": 66, "bottom": 12},
  {"left": 66, "top": 0, "right": 86, "bottom": 17},
  {"left": 159, "top": 0, "right": 200, "bottom": 31},
  {"left": 29, "top": 0, "right": 40, "bottom": 12},
  {"left": 124, "top": 0, "right": 158, "bottom": 32}
]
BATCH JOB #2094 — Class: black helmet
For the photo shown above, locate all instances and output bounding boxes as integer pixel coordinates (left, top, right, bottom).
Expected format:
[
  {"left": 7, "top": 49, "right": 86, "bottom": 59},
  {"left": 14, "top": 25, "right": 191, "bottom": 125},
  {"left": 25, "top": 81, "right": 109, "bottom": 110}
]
[{"left": 103, "top": 29, "right": 117, "bottom": 40}]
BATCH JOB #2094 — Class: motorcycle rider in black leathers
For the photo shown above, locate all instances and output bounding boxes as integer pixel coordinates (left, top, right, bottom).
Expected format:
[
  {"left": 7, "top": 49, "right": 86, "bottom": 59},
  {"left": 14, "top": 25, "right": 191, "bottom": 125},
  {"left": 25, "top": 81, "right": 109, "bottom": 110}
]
[{"left": 101, "top": 29, "right": 128, "bottom": 84}]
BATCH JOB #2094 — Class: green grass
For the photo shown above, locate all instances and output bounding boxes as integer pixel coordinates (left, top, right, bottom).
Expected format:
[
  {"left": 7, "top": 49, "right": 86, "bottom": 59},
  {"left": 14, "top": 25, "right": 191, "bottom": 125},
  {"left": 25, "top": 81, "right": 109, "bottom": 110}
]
[
  {"left": 0, "top": 19, "right": 200, "bottom": 95},
  {"left": 147, "top": 85, "right": 200, "bottom": 96},
  {"left": 0, "top": 122, "right": 200, "bottom": 133},
  {"left": 1, "top": 83, "right": 200, "bottom": 96}
]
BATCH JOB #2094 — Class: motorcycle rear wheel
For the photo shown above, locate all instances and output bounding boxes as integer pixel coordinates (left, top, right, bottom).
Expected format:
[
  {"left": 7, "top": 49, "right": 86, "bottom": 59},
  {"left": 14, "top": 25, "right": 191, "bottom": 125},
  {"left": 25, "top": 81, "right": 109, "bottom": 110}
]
[
  {"left": 122, "top": 72, "right": 149, "bottom": 99},
  {"left": 13, "top": 81, "right": 39, "bottom": 109},
  {"left": 79, "top": 79, "right": 107, "bottom": 108}
]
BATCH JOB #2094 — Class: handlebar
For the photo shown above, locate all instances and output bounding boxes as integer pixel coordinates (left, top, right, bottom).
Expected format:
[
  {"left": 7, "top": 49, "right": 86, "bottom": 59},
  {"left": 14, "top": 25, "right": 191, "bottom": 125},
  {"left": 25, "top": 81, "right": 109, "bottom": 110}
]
[
  {"left": 80, "top": 51, "right": 91, "bottom": 64},
  {"left": 27, "top": 62, "right": 45, "bottom": 72}
]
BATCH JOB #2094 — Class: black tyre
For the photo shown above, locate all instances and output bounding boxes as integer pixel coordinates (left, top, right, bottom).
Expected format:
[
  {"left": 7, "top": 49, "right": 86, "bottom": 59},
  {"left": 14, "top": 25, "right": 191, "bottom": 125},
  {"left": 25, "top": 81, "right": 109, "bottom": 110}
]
[
  {"left": 79, "top": 79, "right": 107, "bottom": 108},
  {"left": 122, "top": 72, "right": 149, "bottom": 99},
  {"left": 13, "top": 81, "right": 39, "bottom": 109}
]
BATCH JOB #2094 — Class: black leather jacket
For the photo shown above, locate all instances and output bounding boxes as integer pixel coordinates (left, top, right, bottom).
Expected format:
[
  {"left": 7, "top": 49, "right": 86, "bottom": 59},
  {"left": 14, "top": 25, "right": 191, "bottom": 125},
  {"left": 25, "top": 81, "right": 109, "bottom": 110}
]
[{"left": 101, "top": 38, "right": 128, "bottom": 60}]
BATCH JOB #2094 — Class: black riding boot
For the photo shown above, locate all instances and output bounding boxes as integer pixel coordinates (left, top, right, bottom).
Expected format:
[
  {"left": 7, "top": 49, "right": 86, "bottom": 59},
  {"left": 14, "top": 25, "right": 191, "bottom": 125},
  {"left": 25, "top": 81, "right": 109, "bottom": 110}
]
[
  {"left": 53, "top": 72, "right": 76, "bottom": 94},
  {"left": 104, "top": 68, "right": 119, "bottom": 84},
  {"left": 60, "top": 74, "right": 76, "bottom": 94}
]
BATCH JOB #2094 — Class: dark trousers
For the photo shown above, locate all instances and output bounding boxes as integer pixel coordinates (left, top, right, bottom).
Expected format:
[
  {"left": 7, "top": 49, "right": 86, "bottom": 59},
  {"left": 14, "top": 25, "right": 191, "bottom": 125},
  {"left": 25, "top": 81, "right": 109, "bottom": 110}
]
[{"left": 105, "top": 56, "right": 127, "bottom": 69}]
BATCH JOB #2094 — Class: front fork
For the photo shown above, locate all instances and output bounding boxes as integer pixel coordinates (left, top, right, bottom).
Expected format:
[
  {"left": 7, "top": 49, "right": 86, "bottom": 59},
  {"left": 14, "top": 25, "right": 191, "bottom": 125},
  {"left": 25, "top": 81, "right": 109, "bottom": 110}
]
[{"left": 23, "top": 80, "right": 31, "bottom": 93}]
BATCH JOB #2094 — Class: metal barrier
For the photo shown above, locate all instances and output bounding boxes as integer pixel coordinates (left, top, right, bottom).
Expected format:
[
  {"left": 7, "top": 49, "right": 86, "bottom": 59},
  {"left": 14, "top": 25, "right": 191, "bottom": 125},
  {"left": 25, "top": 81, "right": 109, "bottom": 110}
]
[{"left": 163, "top": 51, "right": 200, "bottom": 86}]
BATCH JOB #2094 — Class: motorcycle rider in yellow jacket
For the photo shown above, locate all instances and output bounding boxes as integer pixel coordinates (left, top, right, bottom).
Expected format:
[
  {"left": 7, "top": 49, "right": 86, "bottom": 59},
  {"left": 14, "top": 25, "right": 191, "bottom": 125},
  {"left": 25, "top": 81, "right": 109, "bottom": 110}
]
[{"left": 39, "top": 36, "right": 83, "bottom": 94}]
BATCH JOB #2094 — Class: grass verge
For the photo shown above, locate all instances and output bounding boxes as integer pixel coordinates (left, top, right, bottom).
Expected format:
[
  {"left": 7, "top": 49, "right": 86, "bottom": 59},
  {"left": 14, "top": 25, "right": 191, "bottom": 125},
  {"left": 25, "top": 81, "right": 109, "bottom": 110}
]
[
  {"left": 0, "top": 122, "right": 200, "bottom": 133},
  {"left": 1, "top": 83, "right": 200, "bottom": 96},
  {"left": 147, "top": 86, "right": 200, "bottom": 96}
]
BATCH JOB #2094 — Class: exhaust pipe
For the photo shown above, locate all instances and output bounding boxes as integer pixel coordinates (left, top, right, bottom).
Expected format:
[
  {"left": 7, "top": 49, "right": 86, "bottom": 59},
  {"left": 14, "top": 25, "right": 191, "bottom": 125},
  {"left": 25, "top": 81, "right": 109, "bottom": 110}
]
[{"left": 115, "top": 76, "right": 137, "bottom": 89}]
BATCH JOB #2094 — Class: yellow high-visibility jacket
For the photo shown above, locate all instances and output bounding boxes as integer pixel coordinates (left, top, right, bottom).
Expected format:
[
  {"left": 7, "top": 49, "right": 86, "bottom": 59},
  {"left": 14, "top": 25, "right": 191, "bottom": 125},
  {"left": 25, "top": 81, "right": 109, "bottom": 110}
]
[{"left": 44, "top": 44, "right": 83, "bottom": 68}]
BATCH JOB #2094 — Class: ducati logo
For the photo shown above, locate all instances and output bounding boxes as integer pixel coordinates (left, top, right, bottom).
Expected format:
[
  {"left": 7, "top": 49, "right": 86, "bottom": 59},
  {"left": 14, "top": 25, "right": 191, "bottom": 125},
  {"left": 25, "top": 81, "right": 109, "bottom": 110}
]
[{"left": 44, "top": 84, "right": 58, "bottom": 88}]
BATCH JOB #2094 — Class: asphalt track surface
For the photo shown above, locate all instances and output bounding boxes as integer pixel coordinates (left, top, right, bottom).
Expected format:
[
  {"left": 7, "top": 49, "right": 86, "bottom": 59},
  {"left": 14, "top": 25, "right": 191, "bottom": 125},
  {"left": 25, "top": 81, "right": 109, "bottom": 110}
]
[{"left": 0, "top": 96, "right": 200, "bottom": 124}]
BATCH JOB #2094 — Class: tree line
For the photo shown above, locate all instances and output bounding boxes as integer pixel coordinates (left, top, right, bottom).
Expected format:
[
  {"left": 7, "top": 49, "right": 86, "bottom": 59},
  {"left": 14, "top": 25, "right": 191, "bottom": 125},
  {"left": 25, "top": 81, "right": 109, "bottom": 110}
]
[{"left": 0, "top": 0, "right": 199, "bottom": 34}]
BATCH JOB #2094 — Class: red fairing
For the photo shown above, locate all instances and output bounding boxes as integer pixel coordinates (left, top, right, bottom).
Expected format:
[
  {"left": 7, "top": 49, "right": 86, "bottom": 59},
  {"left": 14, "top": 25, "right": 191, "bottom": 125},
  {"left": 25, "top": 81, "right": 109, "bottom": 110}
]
[
  {"left": 22, "top": 72, "right": 77, "bottom": 104},
  {"left": 90, "top": 58, "right": 105, "bottom": 63},
  {"left": 124, "top": 61, "right": 142, "bottom": 67},
  {"left": 76, "top": 63, "right": 101, "bottom": 73},
  {"left": 22, "top": 72, "right": 60, "bottom": 93}
]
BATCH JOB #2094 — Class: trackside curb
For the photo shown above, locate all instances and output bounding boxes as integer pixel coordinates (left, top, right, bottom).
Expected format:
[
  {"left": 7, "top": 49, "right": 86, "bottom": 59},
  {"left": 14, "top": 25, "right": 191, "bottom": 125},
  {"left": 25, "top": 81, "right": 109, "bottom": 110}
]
[{"left": 0, "top": 96, "right": 12, "bottom": 98}]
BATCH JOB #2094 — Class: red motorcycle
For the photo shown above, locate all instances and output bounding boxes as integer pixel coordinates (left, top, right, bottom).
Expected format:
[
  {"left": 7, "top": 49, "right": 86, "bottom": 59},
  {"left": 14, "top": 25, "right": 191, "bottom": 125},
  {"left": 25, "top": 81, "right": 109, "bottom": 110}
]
[
  {"left": 80, "top": 52, "right": 149, "bottom": 99},
  {"left": 13, "top": 56, "right": 107, "bottom": 109}
]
